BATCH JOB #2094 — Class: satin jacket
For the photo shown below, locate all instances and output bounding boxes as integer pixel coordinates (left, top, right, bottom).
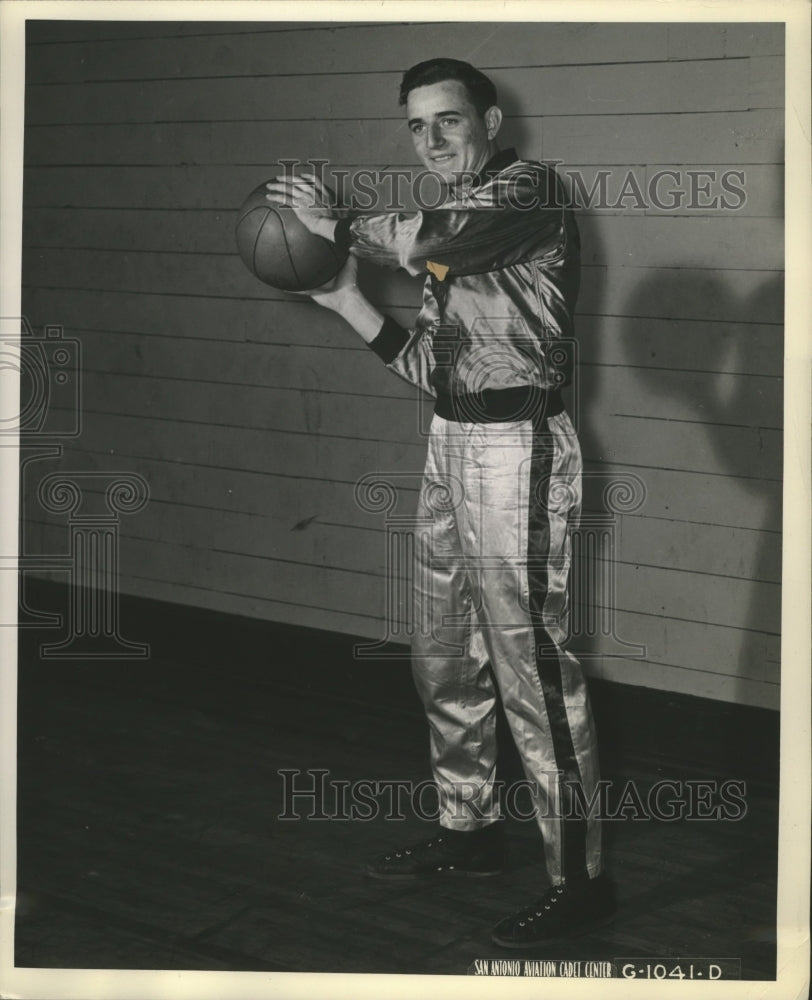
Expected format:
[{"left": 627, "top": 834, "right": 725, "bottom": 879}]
[{"left": 334, "top": 148, "right": 580, "bottom": 413}]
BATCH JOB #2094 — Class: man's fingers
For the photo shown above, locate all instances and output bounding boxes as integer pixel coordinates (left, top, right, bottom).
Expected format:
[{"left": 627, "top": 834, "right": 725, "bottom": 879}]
[
  {"left": 300, "top": 171, "right": 334, "bottom": 200},
  {"left": 265, "top": 179, "right": 313, "bottom": 194},
  {"left": 266, "top": 186, "right": 315, "bottom": 209},
  {"left": 265, "top": 176, "right": 326, "bottom": 208},
  {"left": 289, "top": 171, "right": 336, "bottom": 207},
  {"left": 266, "top": 177, "right": 320, "bottom": 194}
]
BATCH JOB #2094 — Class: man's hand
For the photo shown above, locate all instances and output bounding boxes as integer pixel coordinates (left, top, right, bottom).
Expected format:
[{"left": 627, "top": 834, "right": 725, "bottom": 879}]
[
  {"left": 265, "top": 171, "right": 338, "bottom": 242},
  {"left": 265, "top": 175, "right": 385, "bottom": 345},
  {"left": 298, "top": 254, "right": 385, "bottom": 346},
  {"left": 307, "top": 253, "right": 359, "bottom": 310}
]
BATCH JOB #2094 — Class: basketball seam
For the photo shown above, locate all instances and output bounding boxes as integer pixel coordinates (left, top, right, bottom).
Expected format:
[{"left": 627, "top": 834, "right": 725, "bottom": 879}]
[
  {"left": 271, "top": 207, "right": 304, "bottom": 290},
  {"left": 251, "top": 206, "right": 273, "bottom": 278}
]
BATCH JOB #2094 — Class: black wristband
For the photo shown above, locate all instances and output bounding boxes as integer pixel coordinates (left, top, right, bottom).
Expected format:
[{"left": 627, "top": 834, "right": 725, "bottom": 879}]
[
  {"left": 333, "top": 217, "right": 353, "bottom": 252},
  {"left": 369, "top": 316, "right": 410, "bottom": 364}
]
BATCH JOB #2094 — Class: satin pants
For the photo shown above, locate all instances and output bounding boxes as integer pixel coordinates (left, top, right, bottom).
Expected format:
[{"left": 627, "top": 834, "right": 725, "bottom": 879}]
[{"left": 411, "top": 409, "right": 603, "bottom": 884}]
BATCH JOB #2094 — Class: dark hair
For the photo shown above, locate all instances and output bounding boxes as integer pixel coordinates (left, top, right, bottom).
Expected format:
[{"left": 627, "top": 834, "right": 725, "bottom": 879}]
[{"left": 399, "top": 58, "right": 497, "bottom": 116}]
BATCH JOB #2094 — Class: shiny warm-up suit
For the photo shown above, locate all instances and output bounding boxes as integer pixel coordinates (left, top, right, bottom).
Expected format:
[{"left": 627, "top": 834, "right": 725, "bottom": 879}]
[{"left": 334, "top": 148, "right": 603, "bottom": 885}]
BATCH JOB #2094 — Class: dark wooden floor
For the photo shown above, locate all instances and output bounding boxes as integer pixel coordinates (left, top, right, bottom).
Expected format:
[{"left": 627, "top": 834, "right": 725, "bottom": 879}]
[{"left": 15, "top": 588, "right": 778, "bottom": 978}]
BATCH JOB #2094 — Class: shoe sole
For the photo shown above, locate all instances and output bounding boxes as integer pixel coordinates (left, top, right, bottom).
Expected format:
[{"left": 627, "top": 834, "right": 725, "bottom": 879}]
[
  {"left": 365, "top": 866, "right": 505, "bottom": 881},
  {"left": 490, "top": 906, "right": 616, "bottom": 949}
]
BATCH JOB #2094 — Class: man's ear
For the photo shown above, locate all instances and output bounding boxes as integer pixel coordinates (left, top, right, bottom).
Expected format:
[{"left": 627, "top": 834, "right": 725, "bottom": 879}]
[{"left": 485, "top": 106, "right": 503, "bottom": 140}]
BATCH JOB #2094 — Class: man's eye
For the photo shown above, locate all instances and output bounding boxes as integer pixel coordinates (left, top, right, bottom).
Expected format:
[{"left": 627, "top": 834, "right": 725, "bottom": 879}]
[
  {"left": 411, "top": 124, "right": 425, "bottom": 134},
  {"left": 441, "top": 118, "right": 460, "bottom": 127}
]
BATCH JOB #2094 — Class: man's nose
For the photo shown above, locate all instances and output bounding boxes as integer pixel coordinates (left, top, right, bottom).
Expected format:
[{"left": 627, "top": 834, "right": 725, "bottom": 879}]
[{"left": 426, "top": 123, "right": 446, "bottom": 149}]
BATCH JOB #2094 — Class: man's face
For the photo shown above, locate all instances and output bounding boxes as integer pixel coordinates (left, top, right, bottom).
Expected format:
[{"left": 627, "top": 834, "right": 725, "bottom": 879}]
[{"left": 405, "top": 79, "right": 494, "bottom": 185}]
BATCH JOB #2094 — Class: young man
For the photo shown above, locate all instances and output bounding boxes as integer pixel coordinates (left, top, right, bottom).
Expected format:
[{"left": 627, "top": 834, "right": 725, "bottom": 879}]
[{"left": 266, "top": 58, "right": 614, "bottom": 947}]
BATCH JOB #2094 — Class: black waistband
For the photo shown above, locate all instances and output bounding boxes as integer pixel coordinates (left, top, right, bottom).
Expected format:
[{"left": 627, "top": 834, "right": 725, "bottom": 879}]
[{"left": 434, "top": 386, "right": 565, "bottom": 423}]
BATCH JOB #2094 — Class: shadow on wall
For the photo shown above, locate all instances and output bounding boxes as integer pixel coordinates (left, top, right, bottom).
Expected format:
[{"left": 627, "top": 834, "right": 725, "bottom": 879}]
[{"left": 595, "top": 264, "right": 783, "bottom": 709}]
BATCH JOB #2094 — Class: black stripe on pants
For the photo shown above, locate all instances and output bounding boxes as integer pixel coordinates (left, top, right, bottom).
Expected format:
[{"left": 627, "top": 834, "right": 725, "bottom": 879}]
[{"left": 527, "top": 415, "right": 589, "bottom": 884}]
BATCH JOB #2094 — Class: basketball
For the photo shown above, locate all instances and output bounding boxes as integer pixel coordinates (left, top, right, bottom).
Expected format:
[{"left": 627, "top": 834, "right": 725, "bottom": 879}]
[{"left": 235, "top": 180, "right": 348, "bottom": 291}]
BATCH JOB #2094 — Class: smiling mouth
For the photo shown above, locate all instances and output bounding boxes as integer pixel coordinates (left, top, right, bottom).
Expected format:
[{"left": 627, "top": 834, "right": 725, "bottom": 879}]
[{"left": 431, "top": 154, "right": 455, "bottom": 162}]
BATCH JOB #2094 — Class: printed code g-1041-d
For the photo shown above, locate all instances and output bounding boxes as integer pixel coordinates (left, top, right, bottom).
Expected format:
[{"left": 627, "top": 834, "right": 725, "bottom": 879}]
[{"left": 615, "top": 958, "right": 741, "bottom": 980}]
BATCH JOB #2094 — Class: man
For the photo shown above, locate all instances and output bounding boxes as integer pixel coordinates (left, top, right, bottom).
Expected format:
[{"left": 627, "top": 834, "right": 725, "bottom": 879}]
[{"left": 266, "top": 58, "right": 613, "bottom": 947}]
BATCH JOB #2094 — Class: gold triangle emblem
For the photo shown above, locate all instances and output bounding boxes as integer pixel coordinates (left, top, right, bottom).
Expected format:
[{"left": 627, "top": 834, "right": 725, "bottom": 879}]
[{"left": 426, "top": 260, "right": 450, "bottom": 281}]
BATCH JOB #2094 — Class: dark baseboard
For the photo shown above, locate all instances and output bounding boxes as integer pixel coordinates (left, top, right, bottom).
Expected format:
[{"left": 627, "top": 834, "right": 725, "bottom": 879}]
[{"left": 17, "top": 578, "right": 779, "bottom": 792}]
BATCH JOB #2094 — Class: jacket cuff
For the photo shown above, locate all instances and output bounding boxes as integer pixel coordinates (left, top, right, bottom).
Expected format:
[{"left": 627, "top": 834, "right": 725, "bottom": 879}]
[
  {"left": 334, "top": 217, "right": 354, "bottom": 252},
  {"left": 368, "top": 316, "right": 410, "bottom": 364}
]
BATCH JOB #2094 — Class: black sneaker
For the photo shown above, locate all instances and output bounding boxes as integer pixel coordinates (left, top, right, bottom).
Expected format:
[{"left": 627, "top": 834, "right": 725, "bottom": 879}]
[
  {"left": 490, "top": 873, "right": 615, "bottom": 948},
  {"left": 365, "top": 825, "right": 505, "bottom": 880}
]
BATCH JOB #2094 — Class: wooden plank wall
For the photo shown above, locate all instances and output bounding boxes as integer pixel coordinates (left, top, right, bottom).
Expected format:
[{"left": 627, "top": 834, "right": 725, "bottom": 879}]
[{"left": 20, "top": 20, "right": 784, "bottom": 708}]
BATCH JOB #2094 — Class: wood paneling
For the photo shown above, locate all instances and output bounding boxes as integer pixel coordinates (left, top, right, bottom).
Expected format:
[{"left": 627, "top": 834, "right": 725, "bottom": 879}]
[
  {"left": 22, "top": 291, "right": 785, "bottom": 376},
  {"left": 541, "top": 110, "right": 782, "bottom": 166},
  {"left": 25, "top": 20, "right": 784, "bottom": 76},
  {"left": 23, "top": 495, "right": 783, "bottom": 584},
  {"left": 25, "top": 516, "right": 779, "bottom": 636},
  {"left": 16, "top": 327, "right": 784, "bottom": 431},
  {"left": 25, "top": 58, "right": 783, "bottom": 125},
  {"left": 22, "top": 115, "right": 782, "bottom": 199},
  {"left": 23, "top": 209, "right": 784, "bottom": 271},
  {"left": 20, "top": 20, "right": 785, "bottom": 707},
  {"left": 23, "top": 249, "right": 783, "bottom": 325}
]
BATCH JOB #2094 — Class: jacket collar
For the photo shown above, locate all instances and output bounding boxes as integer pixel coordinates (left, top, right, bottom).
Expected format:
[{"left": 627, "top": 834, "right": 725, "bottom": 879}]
[{"left": 470, "top": 147, "right": 519, "bottom": 188}]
